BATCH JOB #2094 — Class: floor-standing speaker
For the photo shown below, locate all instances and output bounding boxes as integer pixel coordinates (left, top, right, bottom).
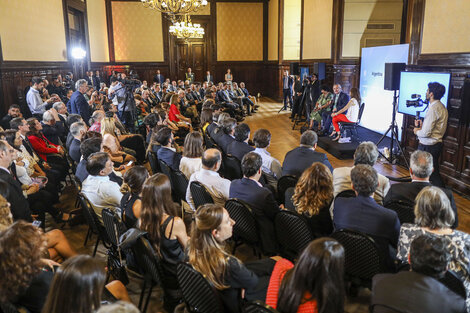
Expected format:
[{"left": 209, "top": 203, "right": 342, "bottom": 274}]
[
  {"left": 384, "top": 63, "right": 406, "bottom": 91},
  {"left": 290, "top": 62, "right": 300, "bottom": 75}
]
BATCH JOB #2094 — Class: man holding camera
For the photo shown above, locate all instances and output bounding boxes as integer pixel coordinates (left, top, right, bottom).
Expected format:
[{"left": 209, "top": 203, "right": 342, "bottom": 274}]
[
  {"left": 108, "top": 76, "right": 131, "bottom": 128},
  {"left": 413, "top": 82, "right": 448, "bottom": 187}
]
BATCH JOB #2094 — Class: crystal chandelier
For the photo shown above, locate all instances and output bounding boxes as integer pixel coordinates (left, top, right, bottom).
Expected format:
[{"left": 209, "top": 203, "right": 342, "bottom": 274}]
[
  {"left": 169, "top": 15, "right": 204, "bottom": 39},
  {"left": 141, "top": 0, "right": 208, "bottom": 15}
]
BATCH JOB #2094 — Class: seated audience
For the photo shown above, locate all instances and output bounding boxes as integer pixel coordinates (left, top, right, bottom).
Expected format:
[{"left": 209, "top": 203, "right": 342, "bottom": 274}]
[
  {"left": 188, "top": 204, "right": 276, "bottom": 313},
  {"left": 384, "top": 150, "right": 458, "bottom": 228},
  {"left": 88, "top": 110, "right": 105, "bottom": 133},
  {"left": 372, "top": 234, "right": 466, "bottom": 313},
  {"left": 200, "top": 108, "right": 213, "bottom": 134},
  {"left": 333, "top": 141, "right": 390, "bottom": 205},
  {"left": 139, "top": 173, "right": 188, "bottom": 312},
  {"left": 96, "top": 301, "right": 140, "bottom": 313},
  {"left": 253, "top": 129, "right": 282, "bottom": 188},
  {"left": 210, "top": 112, "right": 230, "bottom": 144},
  {"left": 266, "top": 238, "right": 345, "bottom": 313},
  {"left": 186, "top": 148, "right": 230, "bottom": 211},
  {"left": 230, "top": 152, "right": 282, "bottom": 255},
  {"left": 120, "top": 166, "right": 148, "bottom": 229},
  {"left": 206, "top": 104, "right": 222, "bottom": 137},
  {"left": 65, "top": 114, "right": 84, "bottom": 149},
  {"left": 226, "top": 123, "right": 254, "bottom": 161},
  {"left": 334, "top": 164, "right": 400, "bottom": 268},
  {"left": 179, "top": 131, "right": 203, "bottom": 179},
  {"left": 82, "top": 152, "right": 123, "bottom": 221},
  {"left": 42, "top": 255, "right": 131, "bottom": 313},
  {"left": 397, "top": 186, "right": 470, "bottom": 309},
  {"left": 68, "top": 121, "right": 87, "bottom": 163},
  {"left": 282, "top": 130, "right": 333, "bottom": 177},
  {"left": 155, "top": 126, "right": 182, "bottom": 171},
  {"left": 0, "top": 221, "right": 55, "bottom": 312},
  {"left": 292, "top": 162, "right": 334, "bottom": 237}
]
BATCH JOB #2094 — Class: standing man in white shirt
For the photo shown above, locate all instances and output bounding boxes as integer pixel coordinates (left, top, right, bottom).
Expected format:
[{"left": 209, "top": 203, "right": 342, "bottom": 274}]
[
  {"left": 413, "top": 82, "right": 448, "bottom": 187},
  {"left": 26, "top": 77, "right": 58, "bottom": 120},
  {"left": 82, "top": 152, "right": 123, "bottom": 221},
  {"left": 186, "top": 148, "right": 231, "bottom": 211}
]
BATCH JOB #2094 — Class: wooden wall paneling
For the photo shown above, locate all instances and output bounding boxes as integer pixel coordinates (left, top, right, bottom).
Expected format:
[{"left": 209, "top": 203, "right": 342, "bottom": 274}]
[
  {"left": 105, "top": 0, "right": 115, "bottom": 62},
  {"left": 407, "top": 0, "right": 425, "bottom": 65},
  {"left": 331, "top": 0, "right": 344, "bottom": 64},
  {"left": 332, "top": 64, "right": 358, "bottom": 94},
  {"left": 263, "top": 0, "right": 268, "bottom": 62}
]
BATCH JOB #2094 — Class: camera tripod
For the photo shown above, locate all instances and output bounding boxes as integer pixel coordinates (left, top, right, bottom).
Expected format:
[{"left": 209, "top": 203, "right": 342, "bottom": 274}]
[{"left": 376, "top": 90, "right": 409, "bottom": 169}]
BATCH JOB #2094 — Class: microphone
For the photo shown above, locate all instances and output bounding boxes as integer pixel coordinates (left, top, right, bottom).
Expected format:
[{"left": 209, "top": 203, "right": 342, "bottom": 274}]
[{"left": 411, "top": 94, "right": 421, "bottom": 99}]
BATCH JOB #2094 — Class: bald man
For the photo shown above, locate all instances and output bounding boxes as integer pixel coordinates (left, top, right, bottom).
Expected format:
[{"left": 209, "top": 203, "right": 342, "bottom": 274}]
[{"left": 185, "top": 148, "right": 231, "bottom": 211}]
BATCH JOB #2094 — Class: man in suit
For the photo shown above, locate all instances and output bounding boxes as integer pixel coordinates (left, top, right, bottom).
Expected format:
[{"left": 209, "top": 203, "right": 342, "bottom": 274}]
[
  {"left": 281, "top": 70, "right": 294, "bottom": 111},
  {"left": 227, "top": 123, "right": 254, "bottom": 161},
  {"left": 156, "top": 127, "right": 182, "bottom": 171},
  {"left": 205, "top": 71, "right": 214, "bottom": 83},
  {"left": 282, "top": 130, "right": 333, "bottom": 177},
  {"left": 69, "top": 122, "right": 87, "bottom": 163},
  {"left": 153, "top": 70, "right": 164, "bottom": 85},
  {"left": 93, "top": 70, "right": 102, "bottom": 90},
  {"left": 85, "top": 71, "right": 94, "bottom": 87},
  {"left": 0, "top": 140, "right": 32, "bottom": 222},
  {"left": 371, "top": 234, "right": 466, "bottom": 313},
  {"left": 41, "top": 109, "right": 66, "bottom": 145},
  {"left": 321, "top": 84, "right": 349, "bottom": 135},
  {"left": 384, "top": 150, "right": 458, "bottom": 228},
  {"left": 229, "top": 152, "right": 282, "bottom": 255},
  {"left": 69, "top": 79, "right": 91, "bottom": 126},
  {"left": 290, "top": 76, "right": 303, "bottom": 119},
  {"left": 206, "top": 104, "right": 222, "bottom": 138},
  {"left": 52, "top": 102, "right": 68, "bottom": 130},
  {"left": 0, "top": 104, "right": 22, "bottom": 129},
  {"left": 333, "top": 164, "right": 400, "bottom": 269}
]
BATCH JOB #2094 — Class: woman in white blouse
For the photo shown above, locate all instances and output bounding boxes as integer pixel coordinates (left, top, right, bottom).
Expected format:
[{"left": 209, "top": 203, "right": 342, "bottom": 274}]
[
  {"left": 330, "top": 87, "right": 361, "bottom": 141},
  {"left": 179, "top": 132, "right": 203, "bottom": 179}
]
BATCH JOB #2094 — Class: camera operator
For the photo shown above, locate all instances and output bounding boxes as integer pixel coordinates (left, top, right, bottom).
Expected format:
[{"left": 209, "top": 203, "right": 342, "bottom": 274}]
[
  {"left": 413, "top": 82, "right": 448, "bottom": 187},
  {"left": 108, "top": 76, "right": 132, "bottom": 129},
  {"left": 64, "top": 72, "right": 75, "bottom": 91}
]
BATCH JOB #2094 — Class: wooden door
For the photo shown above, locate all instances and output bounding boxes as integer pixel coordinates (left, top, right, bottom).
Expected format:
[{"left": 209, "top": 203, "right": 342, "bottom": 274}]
[{"left": 174, "top": 41, "right": 206, "bottom": 82}]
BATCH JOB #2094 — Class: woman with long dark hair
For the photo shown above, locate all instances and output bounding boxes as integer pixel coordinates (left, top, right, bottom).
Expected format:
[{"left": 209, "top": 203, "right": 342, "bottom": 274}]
[
  {"left": 292, "top": 162, "right": 334, "bottom": 237},
  {"left": 330, "top": 87, "right": 361, "bottom": 141},
  {"left": 266, "top": 238, "right": 345, "bottom": 313},
  {"left": 139, "top": 173, "right": 189, "bottom": 311},
  {"left": 41, "top": 255, "right": 130, "bottom": 313},
  {"left": 120, "top": 166, "right": 149, "bottom": 229},
  {"left": 180, "top": 131, "right": 203, "bottom": 179}
]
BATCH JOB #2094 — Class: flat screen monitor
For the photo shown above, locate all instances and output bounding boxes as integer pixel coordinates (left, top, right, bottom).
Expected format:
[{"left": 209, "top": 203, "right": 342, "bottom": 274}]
[{"left": 397, "top": 71, "right": 451, "bottom": 118}]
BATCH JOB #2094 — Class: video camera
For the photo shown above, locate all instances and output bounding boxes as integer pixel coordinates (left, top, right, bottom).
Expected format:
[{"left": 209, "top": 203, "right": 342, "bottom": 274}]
[{"left": 406, "top": 94, "right": 428, "bottom": 108}]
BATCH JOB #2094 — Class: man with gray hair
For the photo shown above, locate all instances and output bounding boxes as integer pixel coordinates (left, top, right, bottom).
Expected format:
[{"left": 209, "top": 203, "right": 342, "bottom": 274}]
[
  {"left": 333, "top": 141, "right": 390, "bottom": 205},
  {"left": 282, "top": 130, "right": 333, "bottom": 177},
  {"left": 41, "top": 108, "right": 66, "bottom": 145},
  {"left": 333, "top": 164, "right": 400, "bottom": 269},
  {"left": 69, "top": 121, "right": 88, "bottom": 163},
  {"left": 384, "top": 150, "right": 458, "bottom": 228},
  {"left": 69, "top": 79, "right": 91, "bottom": 126}
]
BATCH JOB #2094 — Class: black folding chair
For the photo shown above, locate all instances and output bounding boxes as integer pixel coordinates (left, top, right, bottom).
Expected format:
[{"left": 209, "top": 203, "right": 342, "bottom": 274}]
[
  {"left": 147, "top": 151, "right": 160, "bottom": 174},
  {"left": 225, "top": 199, "right": 260, "bottom": 256},
  {"left": 332, "top": 229, "right": 388, "bottom": 289},
  {"left": 244, "top": 301, "right": 280, "bottom": 313},
  {"left": 102, "top": 208, "right": 129, "bottom": 285},
  {"left": 277, "top": 175, "right": 298, "bottom": 205},
  {"left": 171, "top": 169, "right": 190, "bottom": 206},
  {"left": 131, "top": 236, "right": 169, "bottom": 313},
  {"left": 176, "top": 262, "right": 224, "bottom": 313},
  {"left": 385, "top": 200, "right": 415, "bottom": 224},
  {"left": 338, "top": 102, "right": 365, "bottom": 141},
  {"left": 438, "top": 270, "right": 467, "bottom": 299},
  {"left": 158, "top": 159, "right": 172, "bottom": 180},
  {"left": 274, "top": 210, "right": 314, "bottom": 261},
  {"left": 0, "top": 302, "right": 20, "bottom": 313},
  {"left": 204, "top": 133, "right": 216, "bottom": 149},
  {"left": 223, "top": 154, "right": 243, "bottom": 180},
  {"left": 336, "top": 189, "right": 356, "bottom": 198},
  {"left": 190, "top": 181, "right": 214, "bottom": 210},
  {"left": 78, "top": 192, "right": 111, "bottom": 256}
]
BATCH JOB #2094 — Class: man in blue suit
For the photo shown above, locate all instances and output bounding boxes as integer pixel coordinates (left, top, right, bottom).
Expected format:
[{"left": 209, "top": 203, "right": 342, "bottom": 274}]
[
  {"left": 229, "top": 152, "right": 282, "bottom": 255},
  {"left": 333, "top": 164, "right": 400, "bottom": 269},
  {"left": 282, "top": 130, "right": 333, "bottom": 177},
  {"left": 321, "top": 84, "right": 349, "bottom": 135},
  {"left": 282, "top": 70, "right": 294, "bottom": 111},
  {"left": 155, "top": 127, "right": 182, "bottom": 171},
  {"left": 227, "top": 123, "right": 254, "bottom": 161},
  {"left": 69, "top": 79, "right": 91, "bottom": 126}
]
